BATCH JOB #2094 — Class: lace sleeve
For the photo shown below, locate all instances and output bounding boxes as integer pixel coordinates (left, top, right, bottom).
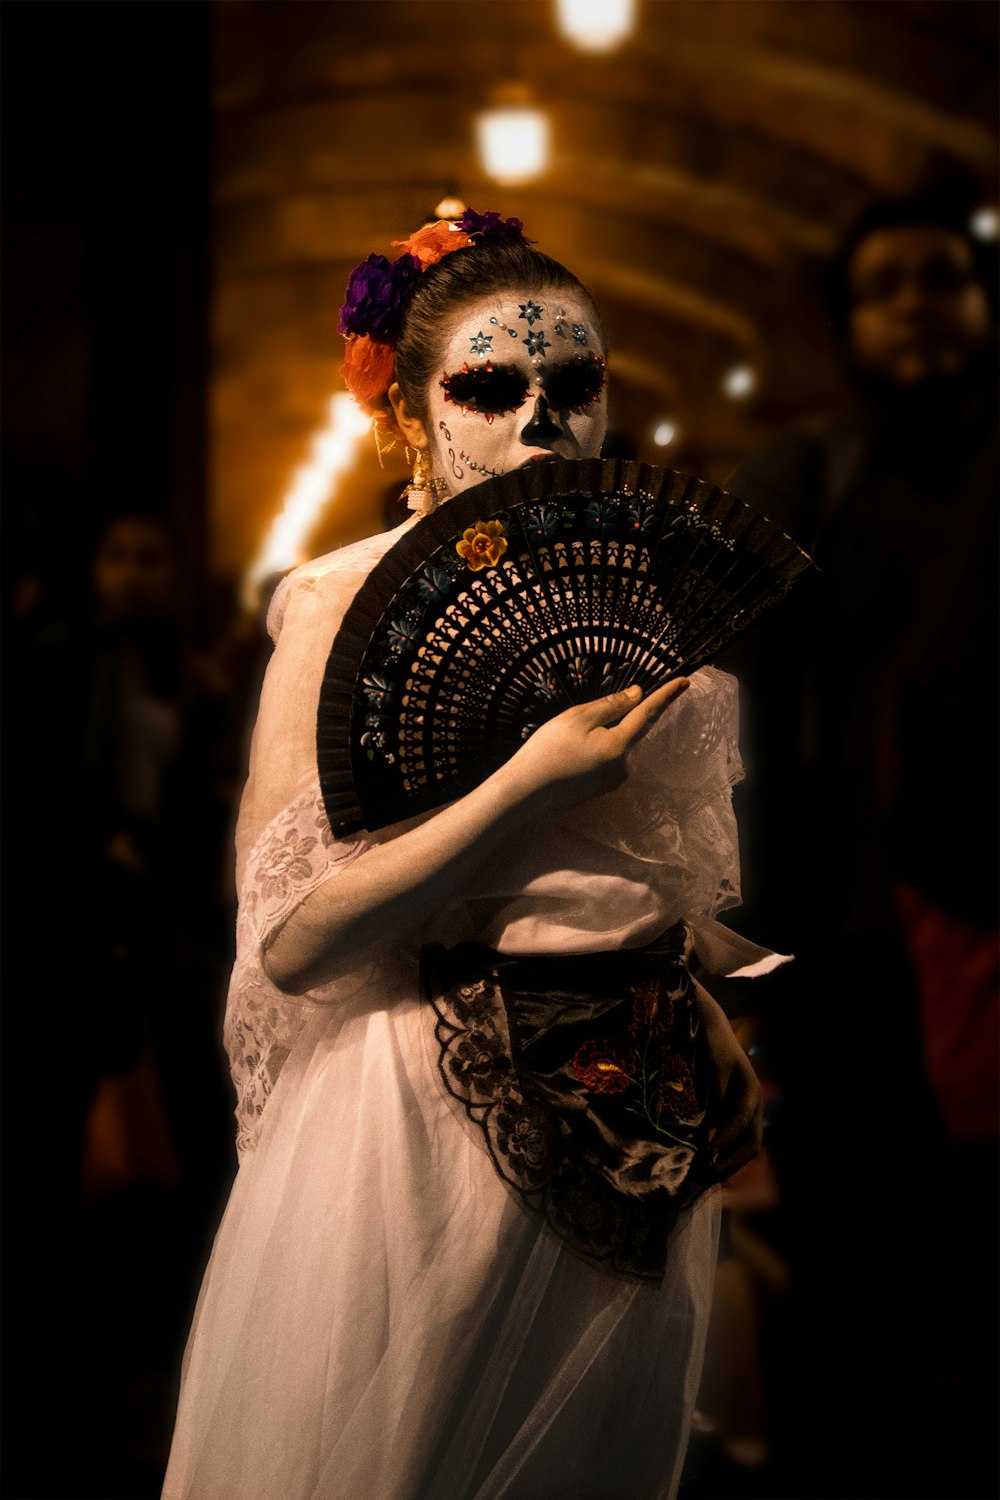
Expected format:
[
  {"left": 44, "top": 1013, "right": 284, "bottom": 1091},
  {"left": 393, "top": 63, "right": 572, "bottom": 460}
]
[
  {"left": 223, "top": 781, "right": 372, "bottom": 1158},
  {"left": 223, "top": 529, "right": 413, "bottom": 1157}
]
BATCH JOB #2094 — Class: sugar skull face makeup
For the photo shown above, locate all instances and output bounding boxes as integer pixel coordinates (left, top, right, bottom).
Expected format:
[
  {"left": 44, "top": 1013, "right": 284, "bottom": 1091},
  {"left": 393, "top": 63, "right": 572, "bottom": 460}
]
[{"left": 425, "top": 292, "right": 608, "bottom": 496}]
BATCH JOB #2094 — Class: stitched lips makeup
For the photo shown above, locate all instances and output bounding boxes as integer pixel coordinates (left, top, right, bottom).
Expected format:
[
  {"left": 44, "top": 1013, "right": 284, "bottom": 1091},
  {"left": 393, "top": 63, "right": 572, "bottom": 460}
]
[{"left": 426, "top": 292, "right": 608, "bottom": 495}]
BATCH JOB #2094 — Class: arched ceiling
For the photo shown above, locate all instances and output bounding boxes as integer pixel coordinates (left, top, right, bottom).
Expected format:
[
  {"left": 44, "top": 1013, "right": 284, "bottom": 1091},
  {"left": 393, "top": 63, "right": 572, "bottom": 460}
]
[{"left": 209, "top": 0, "right": 998, "bottom": 581}]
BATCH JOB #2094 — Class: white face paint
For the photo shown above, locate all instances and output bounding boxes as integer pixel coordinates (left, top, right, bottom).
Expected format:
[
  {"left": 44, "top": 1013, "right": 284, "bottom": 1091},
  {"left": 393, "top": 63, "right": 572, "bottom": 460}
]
[{"left": 425, "top": 291, "right": 608, "bottom": 497}]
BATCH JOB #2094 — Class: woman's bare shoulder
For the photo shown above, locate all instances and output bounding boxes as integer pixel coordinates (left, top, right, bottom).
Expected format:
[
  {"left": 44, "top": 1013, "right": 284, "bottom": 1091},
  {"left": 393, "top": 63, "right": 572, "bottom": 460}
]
[{"left": 266, "top": 520, "right": 420, "bottom": 642}]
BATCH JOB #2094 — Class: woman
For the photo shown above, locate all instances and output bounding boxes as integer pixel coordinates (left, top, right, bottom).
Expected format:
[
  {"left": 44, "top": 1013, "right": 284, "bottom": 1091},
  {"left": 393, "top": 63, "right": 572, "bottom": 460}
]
[{"left": 161, "top": 209, "right": 782, "bottom": 1500}]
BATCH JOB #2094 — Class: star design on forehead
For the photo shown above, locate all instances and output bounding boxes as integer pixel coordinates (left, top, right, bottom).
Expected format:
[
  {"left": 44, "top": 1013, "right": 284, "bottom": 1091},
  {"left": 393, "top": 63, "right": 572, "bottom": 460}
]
[
  {"left": 519, "top": 300, "right": 544, "bottom": 326},
  {"left": 468, "top": 331, "right": 493, "bottom": 355},
  {"left": 572, "top": 323, "right": 589, "bottom": 346},
  {"left": 524, "top": 330, "right": 551, "bottom": 357}
]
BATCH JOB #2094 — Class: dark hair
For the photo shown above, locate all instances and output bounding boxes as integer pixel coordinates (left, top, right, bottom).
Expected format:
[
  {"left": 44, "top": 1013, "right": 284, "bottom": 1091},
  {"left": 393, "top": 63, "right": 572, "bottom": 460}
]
[
  {"left": 393, "top": 239, "right": 606, "bottom": 420},
  {"left": 824, "top": 192, "right": 997, "bottom": 337}
]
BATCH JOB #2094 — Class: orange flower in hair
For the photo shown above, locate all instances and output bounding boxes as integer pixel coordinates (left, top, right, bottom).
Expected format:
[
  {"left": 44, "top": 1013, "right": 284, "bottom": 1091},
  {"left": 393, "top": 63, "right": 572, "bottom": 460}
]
[
  {"left": 341, "top": 335, "right": 396, "bottom": 416},
  {"left": 392, "top": 219, "right": 473, "bottom": 269}
]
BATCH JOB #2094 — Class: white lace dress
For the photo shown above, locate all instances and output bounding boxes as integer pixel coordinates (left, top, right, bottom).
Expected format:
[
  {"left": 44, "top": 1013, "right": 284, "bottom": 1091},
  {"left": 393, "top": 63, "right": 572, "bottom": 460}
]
[{"left": 160, "top": 519, "right": 783, "bottom": 1500}]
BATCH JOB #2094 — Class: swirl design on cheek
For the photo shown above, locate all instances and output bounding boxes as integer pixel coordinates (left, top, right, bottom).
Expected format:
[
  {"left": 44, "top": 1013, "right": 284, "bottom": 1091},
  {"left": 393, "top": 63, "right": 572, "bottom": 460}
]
[{"left": 438, "top": 420, "right": 464, "bottom": 480}]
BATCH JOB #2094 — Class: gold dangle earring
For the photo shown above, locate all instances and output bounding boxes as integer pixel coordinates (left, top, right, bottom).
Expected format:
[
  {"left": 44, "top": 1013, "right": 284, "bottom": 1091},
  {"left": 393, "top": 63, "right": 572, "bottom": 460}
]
[{"left": 406, "top": 446, "right": 441, "bottom": 515}]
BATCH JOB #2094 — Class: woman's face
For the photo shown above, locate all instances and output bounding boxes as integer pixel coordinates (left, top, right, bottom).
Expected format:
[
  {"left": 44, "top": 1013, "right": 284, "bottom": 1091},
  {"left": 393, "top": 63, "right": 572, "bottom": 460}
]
[{"left": 424, "top": 290, "right": 608, "bottom": 496}]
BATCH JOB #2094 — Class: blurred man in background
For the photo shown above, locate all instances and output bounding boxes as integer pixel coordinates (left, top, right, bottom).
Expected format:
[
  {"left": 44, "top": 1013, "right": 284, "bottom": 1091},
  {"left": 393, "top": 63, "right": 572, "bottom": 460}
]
[{"left": 722, "top": 193, "right": 998, "bottom": 1500}]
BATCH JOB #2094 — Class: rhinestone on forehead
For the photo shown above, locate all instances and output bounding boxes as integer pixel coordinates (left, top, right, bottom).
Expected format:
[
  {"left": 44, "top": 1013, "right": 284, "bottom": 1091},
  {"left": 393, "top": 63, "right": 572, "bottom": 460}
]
[
  {"left": 489, "top": 316, "right": 518, "bottom": 339},
  {"left": 469, "top": 331, "right": 492, "bottom": 355},
  {"left": 519, "top": 300, "right": 544, "bottom": 326},
  {"left": 525, "top": 330, "right": 551, "bottom": 358}
]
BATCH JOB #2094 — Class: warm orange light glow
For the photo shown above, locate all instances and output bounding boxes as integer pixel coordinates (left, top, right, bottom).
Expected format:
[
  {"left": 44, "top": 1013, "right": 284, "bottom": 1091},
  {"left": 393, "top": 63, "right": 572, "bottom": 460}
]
[
  {"left": 243, "top": 394, "right": 372, "bottom": 609},
  {"left": 476, "top": 104, "right": 550, "bottom": 185}
]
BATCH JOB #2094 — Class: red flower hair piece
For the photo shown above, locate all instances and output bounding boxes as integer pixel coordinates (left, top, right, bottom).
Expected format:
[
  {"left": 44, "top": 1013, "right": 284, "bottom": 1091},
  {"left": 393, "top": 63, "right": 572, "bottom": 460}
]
[{"left": 340, "top": 335, "right": 397, "bottom": 419}]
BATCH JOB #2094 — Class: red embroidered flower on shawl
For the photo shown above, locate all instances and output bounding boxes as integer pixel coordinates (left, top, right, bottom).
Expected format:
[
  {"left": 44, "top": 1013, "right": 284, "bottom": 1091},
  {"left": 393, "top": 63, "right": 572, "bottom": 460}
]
[
  {"left": 656, "top": 1056, "right": 700, "bottom": 1122},
  {"left": 627, "top": 979, "right": 676, "bottom": 1038},
  {"left": 571, "top": 1039, "right": 633, "bottom": 1093}
]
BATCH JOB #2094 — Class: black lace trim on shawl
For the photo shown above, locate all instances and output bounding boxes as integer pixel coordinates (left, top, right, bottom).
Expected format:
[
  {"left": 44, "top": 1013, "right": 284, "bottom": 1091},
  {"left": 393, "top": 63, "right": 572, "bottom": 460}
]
[{"left": 421, "top": 925, "right": 718, "bottom": 1285}]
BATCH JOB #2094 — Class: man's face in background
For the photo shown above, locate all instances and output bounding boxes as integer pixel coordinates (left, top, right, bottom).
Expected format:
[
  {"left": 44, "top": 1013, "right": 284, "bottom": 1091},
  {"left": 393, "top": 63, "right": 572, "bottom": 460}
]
[{"left": 848, "top": 226, "right": 993, "bottom": 385}]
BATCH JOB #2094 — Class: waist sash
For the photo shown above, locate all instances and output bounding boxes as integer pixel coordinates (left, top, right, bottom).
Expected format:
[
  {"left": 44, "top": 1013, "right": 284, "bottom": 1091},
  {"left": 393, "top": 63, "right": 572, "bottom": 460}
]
[{"left": 421, "top": 923, "right": 719, "bottom": 1284}]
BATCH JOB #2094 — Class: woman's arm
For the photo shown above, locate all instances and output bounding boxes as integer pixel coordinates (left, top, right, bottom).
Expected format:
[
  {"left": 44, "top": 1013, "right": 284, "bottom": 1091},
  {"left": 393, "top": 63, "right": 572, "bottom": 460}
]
[{"left": 263, "top": 679, "right": 688, "bottom": 993}]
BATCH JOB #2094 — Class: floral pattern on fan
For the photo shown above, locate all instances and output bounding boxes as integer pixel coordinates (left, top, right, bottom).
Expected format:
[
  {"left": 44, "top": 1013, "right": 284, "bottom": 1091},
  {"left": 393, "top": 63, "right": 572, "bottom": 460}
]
[
  {"left": 456, "top": 517, "right": 508, "bottom": 571},
  {"left": 316, "top": 458, "right": 816, "bottom": 836}
]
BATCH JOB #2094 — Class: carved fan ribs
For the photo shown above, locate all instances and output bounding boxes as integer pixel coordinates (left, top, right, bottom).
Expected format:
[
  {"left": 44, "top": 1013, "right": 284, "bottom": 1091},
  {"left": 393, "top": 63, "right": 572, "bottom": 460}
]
[{"left": 317, "top": 459, "right": 815, "bottom": 834}]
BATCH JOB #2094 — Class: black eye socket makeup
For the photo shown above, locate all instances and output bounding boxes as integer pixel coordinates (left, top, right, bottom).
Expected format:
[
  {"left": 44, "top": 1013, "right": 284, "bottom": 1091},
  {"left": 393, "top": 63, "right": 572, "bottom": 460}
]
[
  {"left": 440, "top": 363, "right": 529, "bottom": 418},
  {"left": 440, "top": 354, "right": 606, "bottom": 419},
  {"left": 542, "top": 354, "right": 606, "bottom": 412}
]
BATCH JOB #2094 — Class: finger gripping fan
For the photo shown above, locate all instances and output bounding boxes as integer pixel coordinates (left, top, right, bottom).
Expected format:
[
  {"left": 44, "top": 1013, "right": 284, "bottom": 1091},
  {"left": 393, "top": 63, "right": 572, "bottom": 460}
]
[{"left": 317, "top": 458, "right": 815, "bottom": 835}]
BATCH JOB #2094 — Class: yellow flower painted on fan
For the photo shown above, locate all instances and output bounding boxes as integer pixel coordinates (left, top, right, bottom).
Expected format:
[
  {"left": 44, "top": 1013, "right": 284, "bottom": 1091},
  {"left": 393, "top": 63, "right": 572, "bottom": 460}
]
[{"left": 457, "top": 519, "right": 508, "bottom": 571}]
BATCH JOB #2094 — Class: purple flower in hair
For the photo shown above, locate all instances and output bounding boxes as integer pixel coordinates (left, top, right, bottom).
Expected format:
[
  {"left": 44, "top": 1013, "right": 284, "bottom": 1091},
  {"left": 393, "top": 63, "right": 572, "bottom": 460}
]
[
  {"left": 338, "top": 252, "right": 422, "bottom": 339},
  {"left": 457, "top": 208, "right": 532, "bottom": 245}
]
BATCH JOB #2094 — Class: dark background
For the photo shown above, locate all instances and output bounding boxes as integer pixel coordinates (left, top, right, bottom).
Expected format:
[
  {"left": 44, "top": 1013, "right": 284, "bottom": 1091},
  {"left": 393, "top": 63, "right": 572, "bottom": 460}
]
[{"left": 2, "top": 7, "right": 232, "bottom": 1499}]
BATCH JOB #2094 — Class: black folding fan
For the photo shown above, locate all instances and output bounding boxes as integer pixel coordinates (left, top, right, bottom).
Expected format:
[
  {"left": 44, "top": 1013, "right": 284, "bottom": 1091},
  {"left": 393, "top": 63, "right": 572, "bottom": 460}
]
[{"left": 317, "top": 458, "right": 816, "bottom": 836}]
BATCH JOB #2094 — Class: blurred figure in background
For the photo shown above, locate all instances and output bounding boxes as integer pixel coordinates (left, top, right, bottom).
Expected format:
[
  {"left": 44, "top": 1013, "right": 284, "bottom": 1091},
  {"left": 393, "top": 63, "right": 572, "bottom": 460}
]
[
  {"left": 74, "top": 512, "right": 235, "bottom": 1211},
  {"left": 722, "top": 193, "right": 998, "bottom": 1500},
  {"left": 4, "top": 505, "right": 238, "bottom": 1496}
]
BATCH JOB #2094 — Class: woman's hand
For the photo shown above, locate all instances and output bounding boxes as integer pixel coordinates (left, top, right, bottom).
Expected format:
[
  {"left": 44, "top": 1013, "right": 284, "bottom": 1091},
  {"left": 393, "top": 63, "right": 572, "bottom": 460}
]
[
  {"left": 695, "top": 986, "right": 763, "bottom": 1182},
  {"left": 501, "top": 679, "right": 690, "bottom": 812}
]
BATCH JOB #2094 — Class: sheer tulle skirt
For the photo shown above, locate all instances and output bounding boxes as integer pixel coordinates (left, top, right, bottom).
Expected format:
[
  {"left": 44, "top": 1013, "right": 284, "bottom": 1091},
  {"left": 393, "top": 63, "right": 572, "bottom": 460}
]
[{"left": 161, "top": 974, "right": 720, "bottom": 1500}]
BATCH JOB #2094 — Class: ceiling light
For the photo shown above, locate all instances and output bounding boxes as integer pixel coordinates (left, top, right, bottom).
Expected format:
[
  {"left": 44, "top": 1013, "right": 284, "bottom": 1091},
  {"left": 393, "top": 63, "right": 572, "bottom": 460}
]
[
  {"left": 970, "top": 205, "right": 999, "bottom": 241},
  {"left": 652, "top": 420, "right": 677, "bottom": 447},
  {"left": 433, "top": 194, "right": 467, "bottom": 221},
  {"left": 244, "top": 393, "right": 371, "bottom": 609},
  {"left": 476, "top": 84, "right": 550, "bottom": 185},
  {"left": 555, "top": 0, "right": 635, "bottom": 53},
  {"left": 722, "top": 364, "right": 757, "bottom": 400}
]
